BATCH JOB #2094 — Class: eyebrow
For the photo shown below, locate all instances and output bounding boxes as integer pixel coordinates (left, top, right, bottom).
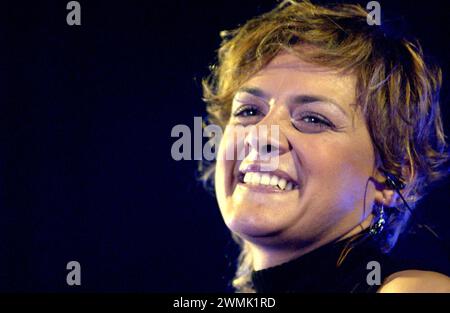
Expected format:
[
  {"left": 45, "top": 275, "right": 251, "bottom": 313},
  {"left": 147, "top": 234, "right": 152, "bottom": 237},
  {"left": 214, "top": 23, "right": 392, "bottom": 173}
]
[{"left": 236, "top": 86, "right": 348, "bottom": 117}]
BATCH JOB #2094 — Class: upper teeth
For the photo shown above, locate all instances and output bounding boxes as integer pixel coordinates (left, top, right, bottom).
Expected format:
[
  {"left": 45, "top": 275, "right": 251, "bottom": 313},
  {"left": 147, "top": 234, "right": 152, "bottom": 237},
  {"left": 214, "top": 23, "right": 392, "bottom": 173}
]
[{"left": 242, "top": 172, "right": 294, "bottom": 191}]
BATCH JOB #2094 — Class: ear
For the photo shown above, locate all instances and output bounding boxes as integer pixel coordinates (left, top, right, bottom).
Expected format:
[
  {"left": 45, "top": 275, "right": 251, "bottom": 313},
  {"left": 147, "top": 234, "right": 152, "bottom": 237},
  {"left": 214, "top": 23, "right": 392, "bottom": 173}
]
[
  {"left": 372, "top": 168, "right": 399, "bottom": 207},
  {"left": 374, "top": 188, "right": 397, "bottom": 207}
]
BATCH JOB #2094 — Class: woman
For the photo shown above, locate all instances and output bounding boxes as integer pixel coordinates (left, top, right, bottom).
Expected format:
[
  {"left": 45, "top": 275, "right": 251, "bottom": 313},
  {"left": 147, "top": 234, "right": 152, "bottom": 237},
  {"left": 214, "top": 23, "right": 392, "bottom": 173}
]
[{"left": 201, "top": 0, "right": 450, "bottom": 292}]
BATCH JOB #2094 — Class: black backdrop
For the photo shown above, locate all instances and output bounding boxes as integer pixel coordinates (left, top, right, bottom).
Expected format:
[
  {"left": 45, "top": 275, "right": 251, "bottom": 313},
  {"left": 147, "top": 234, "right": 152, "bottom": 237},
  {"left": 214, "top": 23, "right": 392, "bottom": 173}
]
[{"left": 2, "top": 0, "right": 450, "bottom": 292}]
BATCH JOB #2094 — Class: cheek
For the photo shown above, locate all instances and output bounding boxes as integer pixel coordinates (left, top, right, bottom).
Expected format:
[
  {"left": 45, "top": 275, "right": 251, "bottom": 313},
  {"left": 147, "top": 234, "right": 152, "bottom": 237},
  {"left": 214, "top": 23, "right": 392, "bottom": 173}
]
[
  {"left": 293, "top": 134, "right": 375, "bottom": 207},
  {"left": 215, "top": 126, "right": 240, "bottom": 200}
]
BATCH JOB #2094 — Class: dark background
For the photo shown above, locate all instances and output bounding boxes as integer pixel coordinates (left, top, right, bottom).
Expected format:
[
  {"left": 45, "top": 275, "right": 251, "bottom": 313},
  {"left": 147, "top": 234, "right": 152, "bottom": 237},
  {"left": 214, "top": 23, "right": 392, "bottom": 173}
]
[{"left": 2, "top": 0, "right": 450, "bottom": 292}]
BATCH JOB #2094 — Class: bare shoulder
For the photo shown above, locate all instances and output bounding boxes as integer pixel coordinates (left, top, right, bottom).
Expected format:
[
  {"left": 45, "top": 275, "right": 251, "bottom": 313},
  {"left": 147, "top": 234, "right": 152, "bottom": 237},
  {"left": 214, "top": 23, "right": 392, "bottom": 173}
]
[{"left": 378, "top": 270, "right": 450, "bottom": 293}]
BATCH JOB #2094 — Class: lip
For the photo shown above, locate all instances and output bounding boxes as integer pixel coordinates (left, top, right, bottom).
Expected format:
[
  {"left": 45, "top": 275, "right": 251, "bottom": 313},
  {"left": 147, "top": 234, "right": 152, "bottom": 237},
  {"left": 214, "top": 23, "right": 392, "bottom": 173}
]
[
  {"left": 236, "top": 182, "right": 296, "bottom": 193},
  {"left": 234, "top": 163, "right": 300, "bottom": 193},
  {"left": 238, "top": 163, "right": 299, "bottom": 185}
]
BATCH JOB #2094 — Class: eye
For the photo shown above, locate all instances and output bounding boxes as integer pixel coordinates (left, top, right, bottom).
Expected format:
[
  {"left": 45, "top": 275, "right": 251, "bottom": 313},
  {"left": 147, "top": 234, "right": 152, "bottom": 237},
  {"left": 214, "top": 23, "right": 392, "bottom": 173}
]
[
  {"left": 302, "top": 115, "right": 331, "bottom": 126},
  {"left": 293, "top": 112, "right": 335, "bottom": 132},
  {"left": 232, "top": 105, "right": 263, "bottom": 118}
]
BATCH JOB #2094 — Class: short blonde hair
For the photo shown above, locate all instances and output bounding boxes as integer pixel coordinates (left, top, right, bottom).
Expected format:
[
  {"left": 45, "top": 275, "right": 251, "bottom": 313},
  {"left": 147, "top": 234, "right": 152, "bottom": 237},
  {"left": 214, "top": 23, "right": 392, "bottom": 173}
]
[{"left": 201, "top": 0, "right": 449, "bottom": 292}]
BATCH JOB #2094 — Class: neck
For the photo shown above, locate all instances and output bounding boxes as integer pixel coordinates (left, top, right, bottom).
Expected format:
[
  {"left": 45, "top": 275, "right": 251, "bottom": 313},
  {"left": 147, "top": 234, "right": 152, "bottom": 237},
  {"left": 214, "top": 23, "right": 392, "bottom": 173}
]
[{"left": 249, "top": 214, "right": 374, "bottom": 271}]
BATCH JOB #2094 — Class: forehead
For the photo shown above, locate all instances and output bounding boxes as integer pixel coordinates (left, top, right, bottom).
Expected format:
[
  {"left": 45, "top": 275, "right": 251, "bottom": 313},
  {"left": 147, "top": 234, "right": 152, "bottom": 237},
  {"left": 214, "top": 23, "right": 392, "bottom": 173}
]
[{"left": 242, "top": 52, "right": 357, "bottom": 110}]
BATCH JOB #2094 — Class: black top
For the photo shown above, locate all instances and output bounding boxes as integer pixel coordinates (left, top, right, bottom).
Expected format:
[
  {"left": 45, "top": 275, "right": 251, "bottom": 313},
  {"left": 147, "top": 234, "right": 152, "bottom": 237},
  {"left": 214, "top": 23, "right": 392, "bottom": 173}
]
[{"left": 251, "top": 228, "right": 450, "bottom": 293}]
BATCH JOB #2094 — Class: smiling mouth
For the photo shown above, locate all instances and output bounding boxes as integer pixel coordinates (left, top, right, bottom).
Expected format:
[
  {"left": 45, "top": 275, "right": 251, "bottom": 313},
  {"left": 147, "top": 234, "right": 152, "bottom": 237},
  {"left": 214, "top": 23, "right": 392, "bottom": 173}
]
[{"left": 237, "top": 171, "right": 299, "bottom": 191}]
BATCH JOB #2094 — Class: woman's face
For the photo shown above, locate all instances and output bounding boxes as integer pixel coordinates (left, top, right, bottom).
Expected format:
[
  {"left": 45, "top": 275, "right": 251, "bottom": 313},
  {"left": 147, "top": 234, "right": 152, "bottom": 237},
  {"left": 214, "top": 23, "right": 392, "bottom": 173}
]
[{"left": 215, "top": 52, "right": 380, "bottom": 249}]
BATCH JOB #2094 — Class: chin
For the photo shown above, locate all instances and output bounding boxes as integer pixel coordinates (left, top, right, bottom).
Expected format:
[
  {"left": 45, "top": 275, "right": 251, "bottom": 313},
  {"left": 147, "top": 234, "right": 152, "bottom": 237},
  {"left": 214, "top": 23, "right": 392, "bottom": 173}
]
[
  {"left": 220, "top": 200, "right": 295, "bottom": 241},
  {"left": 215, "top": 162, "right": 306, "bottom": 241}
]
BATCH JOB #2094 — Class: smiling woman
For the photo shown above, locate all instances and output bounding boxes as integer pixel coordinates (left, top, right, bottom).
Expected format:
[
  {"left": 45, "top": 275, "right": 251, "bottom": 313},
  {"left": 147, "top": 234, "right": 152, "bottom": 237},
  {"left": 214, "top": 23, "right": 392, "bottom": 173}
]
[{"left": 201, "top": 0, "right": 450, "bottom": 293}]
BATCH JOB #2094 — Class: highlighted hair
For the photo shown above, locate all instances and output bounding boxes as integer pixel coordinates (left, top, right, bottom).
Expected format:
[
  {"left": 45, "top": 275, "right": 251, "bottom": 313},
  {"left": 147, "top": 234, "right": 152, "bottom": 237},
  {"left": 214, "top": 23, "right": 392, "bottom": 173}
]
[{"left": 201, "top": 0, "right": 449, "bottom": 292}]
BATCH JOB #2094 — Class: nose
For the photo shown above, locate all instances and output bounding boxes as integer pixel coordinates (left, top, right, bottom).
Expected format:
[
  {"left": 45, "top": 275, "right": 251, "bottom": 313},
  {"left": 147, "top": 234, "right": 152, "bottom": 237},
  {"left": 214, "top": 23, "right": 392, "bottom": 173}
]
[{"left": 244, "top": 123, "right": 290, "bottom": 160}]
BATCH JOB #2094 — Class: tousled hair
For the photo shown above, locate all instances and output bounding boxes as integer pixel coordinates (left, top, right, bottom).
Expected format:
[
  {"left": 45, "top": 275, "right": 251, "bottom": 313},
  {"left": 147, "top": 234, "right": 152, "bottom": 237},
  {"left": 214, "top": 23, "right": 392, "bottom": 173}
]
[{"left": 201, "top": 0, "right": 449, "bottom": 292}]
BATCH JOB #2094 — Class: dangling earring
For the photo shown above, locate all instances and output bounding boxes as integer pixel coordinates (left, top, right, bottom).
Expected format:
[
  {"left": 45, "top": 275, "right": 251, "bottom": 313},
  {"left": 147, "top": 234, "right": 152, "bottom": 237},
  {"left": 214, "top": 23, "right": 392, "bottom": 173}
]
[{"left": 369, "top": 201, "right": 385, "bottom": 236}]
